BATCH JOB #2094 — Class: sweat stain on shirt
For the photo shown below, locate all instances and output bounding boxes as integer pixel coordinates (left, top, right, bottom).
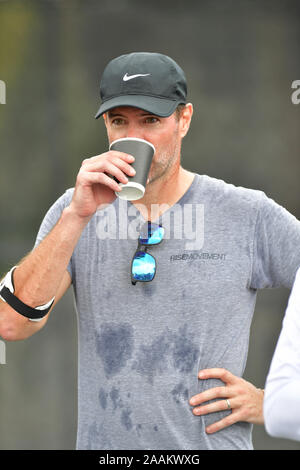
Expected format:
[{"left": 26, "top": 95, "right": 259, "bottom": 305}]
[
  {"left": 132, "top": 329, "right": 173, "bottom": 384},
  {"left": 95, "top": 322, "right": 134, "bottom": 378},
  {"left": 132, "top": 325, "right": 199, "bottom": 384}
]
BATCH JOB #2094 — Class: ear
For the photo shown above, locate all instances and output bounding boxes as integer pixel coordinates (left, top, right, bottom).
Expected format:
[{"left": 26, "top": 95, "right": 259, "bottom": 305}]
[{"left": 179, "top": 103, "right": 193, "bottom": 138}]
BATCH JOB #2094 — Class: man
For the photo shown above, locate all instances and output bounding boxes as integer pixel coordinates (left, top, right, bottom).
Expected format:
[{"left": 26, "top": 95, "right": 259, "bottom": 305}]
[
  {"left": 264, "top": 266, "right": 300, "bottom": 442},
  {"left": 0, "top": 52, "right": 300, "bottom": 450}
]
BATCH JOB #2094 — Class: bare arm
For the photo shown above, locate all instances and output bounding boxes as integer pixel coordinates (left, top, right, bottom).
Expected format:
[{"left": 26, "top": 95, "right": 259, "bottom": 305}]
[
  {"left": 0, "top": 149, "right": 135, "bottom": 341},
  {"left": 0, "top": 207, "right": 88, "bottom": 341},
  {"left": 0, "top": 270, "right": 71, "bottom": 341}
]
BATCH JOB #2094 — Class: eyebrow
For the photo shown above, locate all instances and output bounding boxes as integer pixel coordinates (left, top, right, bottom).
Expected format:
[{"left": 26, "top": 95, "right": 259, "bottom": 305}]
[{"left": 107, "top": 111, "right": 158, "bottom": 118}]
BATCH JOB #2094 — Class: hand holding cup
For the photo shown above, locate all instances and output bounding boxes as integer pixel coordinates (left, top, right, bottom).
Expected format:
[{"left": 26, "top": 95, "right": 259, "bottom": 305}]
[{"left": 109, "top": 137, "right": 155, "bottom": 201}]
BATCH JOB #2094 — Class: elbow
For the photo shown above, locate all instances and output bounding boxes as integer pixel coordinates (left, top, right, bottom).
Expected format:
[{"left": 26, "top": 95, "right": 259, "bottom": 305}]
[
  {"left": 0, "top": 320, "right": 24, "bottom": 342},
  {"left": 0, "top": 323, "right": 18, "bottom": 342},
  {"left": 0, "top": 305, "right": 13, "bottom": 341},
  {"left": 0, "top": 323, "right": 34, "bottom": 342},
  {"left": 0, "top": 303, "right": 32, "bottom": 341},
  {"left": 0, "top": 325, "right": 40, "bottom": 342}
]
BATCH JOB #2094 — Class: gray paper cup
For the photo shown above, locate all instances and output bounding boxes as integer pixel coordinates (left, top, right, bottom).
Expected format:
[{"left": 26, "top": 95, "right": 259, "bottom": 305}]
[{"left": 109, "top": 137, "right": 155, "bottom": 201}]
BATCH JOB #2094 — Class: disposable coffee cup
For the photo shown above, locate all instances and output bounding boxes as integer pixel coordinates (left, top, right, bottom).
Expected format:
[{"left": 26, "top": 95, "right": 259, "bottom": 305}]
[{"left": 109, "top": 137, "right": 155, "bottom": 201}]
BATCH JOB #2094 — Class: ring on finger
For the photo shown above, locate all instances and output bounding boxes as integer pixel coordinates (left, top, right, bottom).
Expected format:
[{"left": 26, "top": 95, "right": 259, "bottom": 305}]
[{"left": 225, "top": 399, "right": 231, "bottom": 409}]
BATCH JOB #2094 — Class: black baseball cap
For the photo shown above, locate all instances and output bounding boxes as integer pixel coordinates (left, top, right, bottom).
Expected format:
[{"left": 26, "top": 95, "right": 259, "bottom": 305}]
[{"left": 95, "top": 52, "right": 187, "bottom": 119}]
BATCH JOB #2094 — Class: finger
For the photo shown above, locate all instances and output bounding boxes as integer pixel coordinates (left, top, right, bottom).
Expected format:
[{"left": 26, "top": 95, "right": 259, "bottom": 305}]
[
  {"left": 103, "top": 161, "right": 134, "bottom": 184},
  {"left": 83, "top": 161, "right": 133, "bottom": 185},
  {"left": 108, "top": 156, "right": 137, "bottom": 177},
  {"left": 83, "top": 155, "right": 135, "bottom": 173},
  {"left": 83, "top": 160, "right": 136, "bottom": 184},
  {"left": 192, "top": 397, "right": 237, "bottom": 416},
  {"left": 205, "top": 409, "right": 241, "bottom": 434},
  {"left": 198, "top": 368, "right": 239, "bottom": 385},
  {"left": 109, "top": 150, "right": 135, "bottom": 162},
  {"left": 189, "top": 386, "right": 230, "bottom": 406},
  {"left": 81, "top": 152, "right": 135, "bottom": 166},
  {"left": 77, "top": 170, "right": 121, "bottom": 192}
]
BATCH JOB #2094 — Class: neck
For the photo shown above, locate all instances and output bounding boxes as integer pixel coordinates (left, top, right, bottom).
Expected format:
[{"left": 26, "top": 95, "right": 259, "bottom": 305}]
[{"left": 131, "top": 165, "right": 195, "bottom": 222}]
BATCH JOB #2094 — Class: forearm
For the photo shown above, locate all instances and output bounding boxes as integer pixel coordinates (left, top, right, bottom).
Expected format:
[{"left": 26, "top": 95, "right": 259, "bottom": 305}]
[
  {"left": 12, "top": 205, "right": 89, "bottom": 306},
  {"left": 0, "top": 206, "right": 90, "bottom": 340}
]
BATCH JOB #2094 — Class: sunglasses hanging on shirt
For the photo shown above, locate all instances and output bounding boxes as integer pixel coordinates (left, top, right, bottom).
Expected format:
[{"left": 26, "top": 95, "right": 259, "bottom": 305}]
[{"left": 131, "top": 221, "right": 164, "bottom": 285}]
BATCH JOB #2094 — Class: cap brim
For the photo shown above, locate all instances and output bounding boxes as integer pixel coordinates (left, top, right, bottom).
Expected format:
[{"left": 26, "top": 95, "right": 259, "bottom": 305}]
[{"left": 95, "top": 95, "right": 183, "bottom": 119}]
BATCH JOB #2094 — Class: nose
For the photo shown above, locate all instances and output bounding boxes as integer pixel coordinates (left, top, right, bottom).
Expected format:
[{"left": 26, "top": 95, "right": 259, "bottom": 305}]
[{"left": 125, "top": 122, "right": 145, "bottom": 140}]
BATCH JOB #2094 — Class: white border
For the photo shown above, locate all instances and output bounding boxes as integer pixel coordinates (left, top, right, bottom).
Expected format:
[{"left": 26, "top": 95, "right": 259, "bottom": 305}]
[
  {"left": 109, "top": 137, "right": 155, "bottom": 153},
  {"left": 115, "top": 182, "right": 145, "bottom": 200}
]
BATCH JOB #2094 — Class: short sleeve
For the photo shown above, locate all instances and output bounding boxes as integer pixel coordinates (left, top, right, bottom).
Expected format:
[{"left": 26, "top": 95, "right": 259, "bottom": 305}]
[
  {"left": 33, "top": 189, "right": 74, "bottom": 282},
  {"left": 250, "top": 192, "right": 300, "bottom": 290}
]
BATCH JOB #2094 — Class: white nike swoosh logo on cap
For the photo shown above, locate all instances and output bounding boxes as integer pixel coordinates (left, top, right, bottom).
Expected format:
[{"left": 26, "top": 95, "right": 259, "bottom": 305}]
[{"left": 123, "top": 73, "right": 151, "bottom": 81}]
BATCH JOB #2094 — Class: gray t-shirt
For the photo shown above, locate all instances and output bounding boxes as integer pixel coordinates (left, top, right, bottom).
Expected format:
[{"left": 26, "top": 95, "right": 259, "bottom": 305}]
[{"left": 34, "top": 173, "right": 300, "bottom": 450}]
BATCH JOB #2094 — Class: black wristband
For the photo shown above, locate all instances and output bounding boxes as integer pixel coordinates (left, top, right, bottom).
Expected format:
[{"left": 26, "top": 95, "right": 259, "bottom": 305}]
[{"left": 0, "top": 285, "right": 54, "bottom": 320}]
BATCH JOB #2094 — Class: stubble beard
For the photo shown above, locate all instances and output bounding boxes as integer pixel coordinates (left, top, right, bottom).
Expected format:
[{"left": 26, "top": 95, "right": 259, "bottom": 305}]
[{"left": 147, "top": 132, "right": 181, "bottom": 185}]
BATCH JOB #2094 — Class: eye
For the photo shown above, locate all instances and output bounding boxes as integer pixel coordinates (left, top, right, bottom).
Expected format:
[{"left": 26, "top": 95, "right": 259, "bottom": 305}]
[
  {"left": 145, "top": 116, "right": 159, "bottom": 124},
  {"left": 111, "top": 118, "right": 126, "bottom": 126}
]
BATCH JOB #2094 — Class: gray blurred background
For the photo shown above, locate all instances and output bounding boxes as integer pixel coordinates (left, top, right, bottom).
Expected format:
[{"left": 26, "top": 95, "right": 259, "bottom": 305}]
[{"left": 0, "top": 0, "right": 299, "bottom": 450}]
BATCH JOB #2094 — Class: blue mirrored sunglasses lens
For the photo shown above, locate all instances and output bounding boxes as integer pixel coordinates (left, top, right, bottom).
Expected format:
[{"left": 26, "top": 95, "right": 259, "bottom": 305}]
[
  {"left": 139, "top": 223, "right": 164, "bottom": 245},
  {"left": 132, "top": 251, "right": 156, "bottom": 281}
]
